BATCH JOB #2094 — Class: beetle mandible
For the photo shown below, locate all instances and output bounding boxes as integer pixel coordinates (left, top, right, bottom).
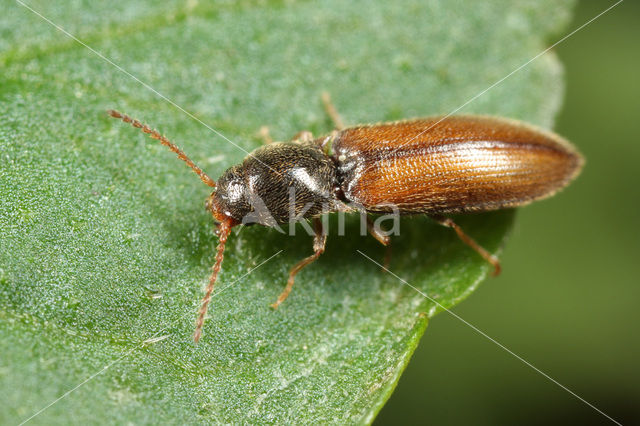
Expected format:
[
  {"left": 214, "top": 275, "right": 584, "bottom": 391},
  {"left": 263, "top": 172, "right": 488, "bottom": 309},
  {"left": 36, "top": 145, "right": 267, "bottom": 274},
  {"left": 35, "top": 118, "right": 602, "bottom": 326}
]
[{"left": 108, "top": 93, "right": 583, "bottom": 342}]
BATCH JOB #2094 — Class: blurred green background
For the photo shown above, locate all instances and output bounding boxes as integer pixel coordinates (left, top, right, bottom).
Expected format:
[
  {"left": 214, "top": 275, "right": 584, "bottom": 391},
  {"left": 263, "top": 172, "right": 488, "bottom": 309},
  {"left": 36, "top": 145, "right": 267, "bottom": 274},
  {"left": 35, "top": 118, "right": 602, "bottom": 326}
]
[{"left": 377, "top": 1, "right": 640, "bottom": 424}]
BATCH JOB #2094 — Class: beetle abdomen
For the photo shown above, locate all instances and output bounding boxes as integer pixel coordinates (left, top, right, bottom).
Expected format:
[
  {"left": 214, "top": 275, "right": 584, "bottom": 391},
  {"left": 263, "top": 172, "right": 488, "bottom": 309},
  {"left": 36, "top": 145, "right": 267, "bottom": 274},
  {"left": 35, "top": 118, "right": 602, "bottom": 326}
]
[{"left": 333, "top": 116, "right": 583, "bottom": 214}]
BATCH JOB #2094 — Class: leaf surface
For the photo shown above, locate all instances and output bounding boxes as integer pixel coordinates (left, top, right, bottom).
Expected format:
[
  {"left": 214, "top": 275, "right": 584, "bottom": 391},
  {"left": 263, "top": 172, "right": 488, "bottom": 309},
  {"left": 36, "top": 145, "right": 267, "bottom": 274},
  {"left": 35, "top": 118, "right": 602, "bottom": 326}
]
[{"left": 0, "top": 0, "right": 573, "bottom": 423}]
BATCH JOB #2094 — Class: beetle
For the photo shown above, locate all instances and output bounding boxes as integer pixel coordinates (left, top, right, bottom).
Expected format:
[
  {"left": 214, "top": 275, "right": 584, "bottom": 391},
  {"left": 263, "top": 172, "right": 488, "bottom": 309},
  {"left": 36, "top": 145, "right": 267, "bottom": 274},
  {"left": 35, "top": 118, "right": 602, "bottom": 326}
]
[{"left": 108, "top": 93, "right": 583, "bottom": 342}]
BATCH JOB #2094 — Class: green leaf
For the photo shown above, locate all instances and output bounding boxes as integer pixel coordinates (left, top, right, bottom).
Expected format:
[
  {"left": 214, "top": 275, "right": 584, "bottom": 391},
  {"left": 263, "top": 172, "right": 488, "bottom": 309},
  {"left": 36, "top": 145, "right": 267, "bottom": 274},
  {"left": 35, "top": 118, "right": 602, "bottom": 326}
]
[{"left": 1, "top": 0, "right": 573, "bottom": 423}]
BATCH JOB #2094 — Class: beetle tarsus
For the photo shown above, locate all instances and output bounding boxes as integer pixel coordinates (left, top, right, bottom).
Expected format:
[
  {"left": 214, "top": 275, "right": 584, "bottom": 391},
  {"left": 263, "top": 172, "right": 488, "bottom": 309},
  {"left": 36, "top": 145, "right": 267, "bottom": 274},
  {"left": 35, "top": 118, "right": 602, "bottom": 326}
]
[
  {"left": 366, "top": 216, "right": 391, "bottom": 246},
  {"left": 429, "top": 214, "right": 501, "bottom": 276},
  {"left": 366, "top": 215, "right": 392, "bottom": 269},
  {"left": 271, "top": 218, "right": 326, "bottom": 308}
]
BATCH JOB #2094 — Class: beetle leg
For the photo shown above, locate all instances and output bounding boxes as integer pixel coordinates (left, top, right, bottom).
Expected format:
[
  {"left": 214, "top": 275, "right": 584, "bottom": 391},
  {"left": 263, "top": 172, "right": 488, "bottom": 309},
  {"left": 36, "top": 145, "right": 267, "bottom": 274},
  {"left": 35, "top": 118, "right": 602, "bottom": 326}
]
[
  {"left": 257, "top": 126, "right": 273, "bottom": 144},
  {"left": 366, "top": 216, "right": 390, "bottom": 246},
  {"left": 367, "top": 216, "right": 392, "bottom": 269},
  {"left": 271, "top": 217, "right": 326, "bottom": 309},
  {"left": 258, "top": 127, "right": 314, "bottom": 145},
  {"left": 289, "top": 130, "right": 314, "bottom": 144},
  {"left": 429, "top": 214, "right": 501, "bottom": 276},
  {"left": 321, "top": 91, "right": 345, "bottom": 130}
]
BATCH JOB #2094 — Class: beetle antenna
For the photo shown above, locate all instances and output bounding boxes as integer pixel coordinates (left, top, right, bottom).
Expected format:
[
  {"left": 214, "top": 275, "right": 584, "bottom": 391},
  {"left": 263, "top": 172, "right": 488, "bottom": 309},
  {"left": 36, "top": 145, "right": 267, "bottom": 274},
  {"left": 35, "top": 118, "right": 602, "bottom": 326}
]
[
  {"left": 193, "top": 220, "right": 232, "bottom": 343},
  {"left": 107, "top": 110, "right": 216, "bottom": 188}
]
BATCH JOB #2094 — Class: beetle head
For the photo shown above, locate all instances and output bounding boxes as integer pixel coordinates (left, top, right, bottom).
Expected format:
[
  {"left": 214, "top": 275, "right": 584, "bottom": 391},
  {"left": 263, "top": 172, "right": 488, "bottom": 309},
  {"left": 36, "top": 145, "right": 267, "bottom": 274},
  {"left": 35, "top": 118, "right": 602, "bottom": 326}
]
[{"left": 205, "top": 164, "right": 249, "bottom": 229}]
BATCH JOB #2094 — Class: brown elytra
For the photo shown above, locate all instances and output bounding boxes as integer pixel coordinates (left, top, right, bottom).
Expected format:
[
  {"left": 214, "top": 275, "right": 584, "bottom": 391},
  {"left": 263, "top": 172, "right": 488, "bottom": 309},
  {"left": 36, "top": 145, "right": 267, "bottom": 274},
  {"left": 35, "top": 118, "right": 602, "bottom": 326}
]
[{"left": 333, "top": 116, "right": 582, "bottom": 214}]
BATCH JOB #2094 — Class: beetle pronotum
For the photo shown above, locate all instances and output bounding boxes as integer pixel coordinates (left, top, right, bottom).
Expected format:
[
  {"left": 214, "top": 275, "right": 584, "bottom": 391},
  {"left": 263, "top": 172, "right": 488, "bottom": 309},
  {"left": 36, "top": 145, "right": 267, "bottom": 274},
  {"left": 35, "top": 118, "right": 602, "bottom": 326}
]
[{"left": 108, "top": 94, "right": 583, "bottom": 342}]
